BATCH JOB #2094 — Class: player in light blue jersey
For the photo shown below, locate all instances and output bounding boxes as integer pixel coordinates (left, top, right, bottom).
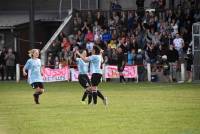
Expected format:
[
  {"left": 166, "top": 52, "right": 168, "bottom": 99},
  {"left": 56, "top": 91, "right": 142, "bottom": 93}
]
[
  {"left": 76, "top": 46, "right": 108, "bottom": 105},
  {"left": 74, "top": 50, "right": 92, "bottom": 104},
  {"left": 23, "top": 49, "right": 44, "bottom": 104}
]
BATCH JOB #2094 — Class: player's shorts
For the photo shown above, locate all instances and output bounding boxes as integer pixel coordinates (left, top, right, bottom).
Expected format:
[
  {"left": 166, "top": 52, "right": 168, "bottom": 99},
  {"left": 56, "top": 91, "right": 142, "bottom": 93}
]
[
  {"left": 163, "top": 69, "right": 170, "bottom": 75},
  {"left": 31, "top": 82, "right": 44, "bottom": 89},
  {"left": 78, "top": 74, "right": 91, "bottom": 88},
  {"left": 91, "top": 73, "right": 102, "bottom": 86},
  {"left": 186, "top": 65, "right": 192, "bottom": 71}
]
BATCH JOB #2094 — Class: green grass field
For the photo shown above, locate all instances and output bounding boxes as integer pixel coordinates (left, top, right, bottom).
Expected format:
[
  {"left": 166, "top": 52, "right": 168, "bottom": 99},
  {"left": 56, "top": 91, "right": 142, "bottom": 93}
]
[{"left": 0, "top": 81, "right": 200, "bottom": 134}]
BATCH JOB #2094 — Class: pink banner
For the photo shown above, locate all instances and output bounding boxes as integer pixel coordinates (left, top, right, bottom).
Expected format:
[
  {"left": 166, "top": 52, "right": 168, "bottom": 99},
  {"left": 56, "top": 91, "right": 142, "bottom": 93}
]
[
  {"left": 70, "top": 68, "right": 79, "bottom": 81},
  {"left": 42, "top": 67, "right": 69, "bottom": 82},
  {"left": 104, "top": 65, "right": 138, "bottom": 78}
]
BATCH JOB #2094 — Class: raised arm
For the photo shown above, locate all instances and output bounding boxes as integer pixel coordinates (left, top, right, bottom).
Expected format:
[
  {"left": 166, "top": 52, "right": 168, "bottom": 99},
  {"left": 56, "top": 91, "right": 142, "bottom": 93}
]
[{"left": 76, "top": 50, "right": 90, "bottom": 62}]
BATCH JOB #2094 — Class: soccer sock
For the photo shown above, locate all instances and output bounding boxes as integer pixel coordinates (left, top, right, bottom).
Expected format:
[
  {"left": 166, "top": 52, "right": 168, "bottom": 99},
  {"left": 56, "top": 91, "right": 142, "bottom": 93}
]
[
  {"left": 122, "top": 75, "right": 126, "bottom": 82},
  {"left": 82, "top": 90, "right": 89, "bottom": 101},
  {"left": 120, "top": 76, "right": 122, "bottom": 82},
  {"left": 97, "top": 90, "right": 105, "bottom": 100},
  {"left": 88, "top": 92, "right": 92, "bottom": 104},
  {"left": 34, "top": 90, "right": 43, "bottom": 95},
  {"left": 92, "top": 91, "right": 97, "bottom": 104},
  {"left": 33, "top": 91, "right": 43, "bottom": 103},
  {"left": 33, "top": 93, "right": 39, "bottom": 104}
]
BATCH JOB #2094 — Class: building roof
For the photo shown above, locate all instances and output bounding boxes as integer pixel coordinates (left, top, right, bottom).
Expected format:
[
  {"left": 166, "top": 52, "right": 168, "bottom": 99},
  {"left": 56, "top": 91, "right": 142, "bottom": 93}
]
[{"left": 0, "top": 11, "right": 66, "bottom": 29}]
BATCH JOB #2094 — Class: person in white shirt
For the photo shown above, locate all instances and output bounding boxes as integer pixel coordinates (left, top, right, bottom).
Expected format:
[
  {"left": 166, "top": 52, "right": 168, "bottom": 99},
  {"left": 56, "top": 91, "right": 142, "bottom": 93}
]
[
  {"left": 86, "top": 40, "right": 94, "bottom": 54},
  {"left": 173, "top": 33, "right": 184, "bottom": 56}
]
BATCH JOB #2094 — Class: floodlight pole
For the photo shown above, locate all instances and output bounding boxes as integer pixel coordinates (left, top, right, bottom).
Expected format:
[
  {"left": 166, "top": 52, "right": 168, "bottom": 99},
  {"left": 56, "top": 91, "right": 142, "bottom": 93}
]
[
  {"left": 59, "top": 0, "right": 63, "bottom": 19},
  {"left": 29, "top": 0, "right": 35, "bottom": 49}
]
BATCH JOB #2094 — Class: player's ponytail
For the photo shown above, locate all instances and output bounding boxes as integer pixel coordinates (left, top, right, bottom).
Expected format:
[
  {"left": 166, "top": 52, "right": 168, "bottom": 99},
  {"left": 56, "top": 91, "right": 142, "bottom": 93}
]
[{"left": 28, "top": 49, "right": 34, "bottom": 58}]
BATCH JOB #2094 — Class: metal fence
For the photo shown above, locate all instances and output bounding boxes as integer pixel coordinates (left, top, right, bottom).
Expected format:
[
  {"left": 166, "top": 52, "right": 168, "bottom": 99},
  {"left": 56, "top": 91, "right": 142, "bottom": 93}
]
[{"left": 192, "top": 22, "right": 200, "bottom": 82}]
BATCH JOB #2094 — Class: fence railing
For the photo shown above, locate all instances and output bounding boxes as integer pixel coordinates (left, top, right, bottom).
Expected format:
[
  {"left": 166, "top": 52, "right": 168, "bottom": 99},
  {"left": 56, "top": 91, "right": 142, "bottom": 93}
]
[{"left": 16, "top": 63, "right": 188, "bottom": 83}]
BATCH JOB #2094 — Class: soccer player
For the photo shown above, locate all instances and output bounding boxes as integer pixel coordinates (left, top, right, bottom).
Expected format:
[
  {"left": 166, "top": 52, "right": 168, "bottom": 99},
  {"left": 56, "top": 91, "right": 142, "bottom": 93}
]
[
  {"left": 23, "top": 49, "right": 44, "bottom": 104},
  {"left": 74, "top": 49, "right": 93, "bottom": 104},
  {"left": 76, "top": 46, "right": 107, "bottom": 105}
]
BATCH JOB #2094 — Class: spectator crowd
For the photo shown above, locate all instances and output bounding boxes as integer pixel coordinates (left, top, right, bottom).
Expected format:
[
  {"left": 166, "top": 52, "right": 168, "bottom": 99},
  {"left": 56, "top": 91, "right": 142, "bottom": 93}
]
[
  {"left": 2, "top": 0, "right": 198, "bottom": 82},
  {"left": 45, "top": 0, "right": 200, "bottom": 82},
  {"left": 0, "top": 47, "right": 16, "bottom": 81}
]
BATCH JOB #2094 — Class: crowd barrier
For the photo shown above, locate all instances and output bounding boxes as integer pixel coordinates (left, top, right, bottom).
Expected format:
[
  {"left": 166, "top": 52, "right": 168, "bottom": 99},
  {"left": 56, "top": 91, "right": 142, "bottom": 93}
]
[{"left": 16, "top": 63, "right": 187, "bottom": 83}]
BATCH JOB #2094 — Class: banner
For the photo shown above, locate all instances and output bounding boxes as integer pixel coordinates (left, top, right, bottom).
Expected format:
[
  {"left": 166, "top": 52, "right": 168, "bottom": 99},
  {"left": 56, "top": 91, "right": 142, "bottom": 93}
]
[
  {"left": 42, "top": 67, "right": 69, "bottom": 82},
  {"left": 70, "top": 68, "right": 79, "bottom": 81},
  {"left": 104, "top": 65, "right": 138, "bottom": 78}
]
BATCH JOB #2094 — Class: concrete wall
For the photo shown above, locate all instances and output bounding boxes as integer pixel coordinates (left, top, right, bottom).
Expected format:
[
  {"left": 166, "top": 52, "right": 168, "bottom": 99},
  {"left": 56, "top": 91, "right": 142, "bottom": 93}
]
[
  {"left": 0, "top": 0, "right": 177, "bottom": 11},
  {"left": 0, "top": 0, "right": 98, "bottom": 11},
  {"left": 0, "top": 0, "right": 59, "bottom": 11}
]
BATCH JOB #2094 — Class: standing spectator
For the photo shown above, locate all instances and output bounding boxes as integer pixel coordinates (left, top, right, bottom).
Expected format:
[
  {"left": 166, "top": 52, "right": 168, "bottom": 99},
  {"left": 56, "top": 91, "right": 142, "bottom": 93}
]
[
  {"left": 127, "top": 48, "right": 136, "bottom": 65},
  {"left": 185, "top": 48, "right": 193, "bottom": 82},
  {"left": 160, "top": 55, "right": 171, "bottom": 82},
  {"left": 160, "top": 31, "right": 171, "bottom": 49},
  {"left": 152, "top": 32, "right": 161, "bottom": 46},
  {"left": 110, "top": 48, "right": 118, "bottom": 65},
  {"left": 86, "top": 39, "right": 94, "bottom": 54},
  {"left": 86, "top": 11, "right": 93, "bottom": 26},
  {"left": 117, "top": 47, "right": 126, "bottom": 83},
  {"left": 95, "top": 11, "right": 105, "bottom": 28},
  {"left": 58, "top": 32, "right": 66, "bottom": 43},
  {"left": 119, "top": 37, "right": 128, "bottom": 61},
  {"left": 48, "top": 40, "right": 60, "bottom": 58},
  {"left": 108, "top": 16, "right": 116, "bottom": 31},
  {"left": 102, "top": 29, "right": 112, "bottom": 42},
  {"left": 73, "top": 18, "right": 81, "bottom": 34},
  {"left": 108, "top": 40, "right": 117, "bottom": 49},
  {"left": 135, "top": 49, "right": 145, "bottom": 81},
  {"left": 93, "top": 21, "right": 101, "bottom": 34},
  {"left": 54, "top": 56, "right": 60, "bottom": 69},
  {"left": 61, "top": 37, "right": 71, "bottom": 56},
  {"left": 127, "top": 11, "right": 134, "bottom": 31},
  {"left": 158, "top": 0, "right": 166, "bottom": 19},
  {"left": 0, "top": 47, "right": 6, "bottom": 80},
  {"left": 64, "top": 47, "right": 73, "bottom": 65},
  {"left": 146, "top": 43, "right": 158, "bottom": 64},
  {"left": 81, "top": 21, "right": 90, "bottom": 34},
  {"left": 85, "top": 28, "right": 94, "bottom": 42},
  {"left": 167, "top": 44, "right": 179, "bottom": 82},
  {"left": 94, "top": 30, "right": 102, "bottom": 42},
  {"left": 75, "top": 30, "right": 85, "bottom": 48},
  {"left": 173, "top": 33, "right": 185, "bottom": 57},
  {"left": 47, "top": 54, "right": 54, "bottom": 69},
  {"left": 4, "top": 48, "right": 15, "bottom": 80},
  {"left": 171, "top": 19, "right": 178, "bottom": 37}
]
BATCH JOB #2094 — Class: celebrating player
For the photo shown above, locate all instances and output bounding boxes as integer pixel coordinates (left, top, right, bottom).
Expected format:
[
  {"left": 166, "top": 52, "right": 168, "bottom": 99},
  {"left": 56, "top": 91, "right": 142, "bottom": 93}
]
[
  {"left": 74, "top": 49, "right": 93, "bottom": 104},
  {"left": 76, "top": 46, "right": 108, "bottom": 105},
  {"left": 23, "top": 49, "right": 44, "bottom": 104}
]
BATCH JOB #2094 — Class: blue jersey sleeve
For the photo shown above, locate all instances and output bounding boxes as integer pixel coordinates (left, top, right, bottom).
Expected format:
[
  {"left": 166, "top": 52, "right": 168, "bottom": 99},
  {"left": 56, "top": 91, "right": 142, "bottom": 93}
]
[
  {"left": 24, "top": 59, "right": 31, "bottom": 70},
  {"left": 88, "top": 55, "right": 96, "bottom": 62}
]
